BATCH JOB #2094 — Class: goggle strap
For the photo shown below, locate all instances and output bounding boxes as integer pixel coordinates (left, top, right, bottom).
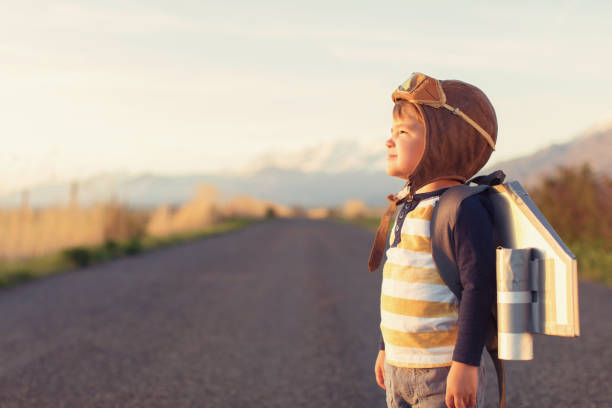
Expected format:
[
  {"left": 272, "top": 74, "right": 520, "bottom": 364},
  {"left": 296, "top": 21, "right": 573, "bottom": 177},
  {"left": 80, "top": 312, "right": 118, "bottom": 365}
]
[{"left": 442, "top": 104, "right": 496, "bottom": 150}]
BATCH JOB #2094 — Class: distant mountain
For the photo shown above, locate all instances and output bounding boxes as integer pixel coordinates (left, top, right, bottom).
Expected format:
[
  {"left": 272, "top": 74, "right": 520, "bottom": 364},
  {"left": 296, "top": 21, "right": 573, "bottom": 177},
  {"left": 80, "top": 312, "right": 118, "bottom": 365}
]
[
  {"left": 0, "top": 139, "right": 398, "bottom": 210},
  {"left": 0, "top": 166, "right": 401, "bottom": 210},
  {"left": 482, "top": 124, "right": 612, "bottom": 186},
  {"left": 238, "top": 139, "right": 386, "bottom": 174},
  {"left": 1, "top": 123, "right": 611, "bottom": 210}
]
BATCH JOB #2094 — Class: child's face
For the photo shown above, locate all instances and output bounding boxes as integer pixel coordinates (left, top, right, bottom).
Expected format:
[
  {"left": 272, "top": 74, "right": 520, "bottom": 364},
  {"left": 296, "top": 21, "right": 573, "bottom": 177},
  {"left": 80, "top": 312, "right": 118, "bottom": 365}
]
[{"left": 385, "top": 110, "right": 426, "bottom": 180}]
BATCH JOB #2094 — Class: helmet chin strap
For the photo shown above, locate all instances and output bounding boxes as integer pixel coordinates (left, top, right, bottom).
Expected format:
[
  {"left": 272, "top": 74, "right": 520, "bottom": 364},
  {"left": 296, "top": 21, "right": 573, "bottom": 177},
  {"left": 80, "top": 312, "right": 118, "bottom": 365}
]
[{"left": 396, "top": 181, "right": 413, "bottom": 203}]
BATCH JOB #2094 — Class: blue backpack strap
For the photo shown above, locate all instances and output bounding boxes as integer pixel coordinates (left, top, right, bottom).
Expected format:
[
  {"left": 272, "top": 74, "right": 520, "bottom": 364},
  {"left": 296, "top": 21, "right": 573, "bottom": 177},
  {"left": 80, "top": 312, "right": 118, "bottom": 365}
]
[
  {"left": 430, "top": 170, "right": 506, "bottom": 408},
  {"left": 430, "top": 183, "right": 489, "bottom": 300},
  {"left": 467, "top": 170, "right": 506, "bottom": 187},
  {"left": 430, "top": 170, "right": 506, "bottom": 297}
]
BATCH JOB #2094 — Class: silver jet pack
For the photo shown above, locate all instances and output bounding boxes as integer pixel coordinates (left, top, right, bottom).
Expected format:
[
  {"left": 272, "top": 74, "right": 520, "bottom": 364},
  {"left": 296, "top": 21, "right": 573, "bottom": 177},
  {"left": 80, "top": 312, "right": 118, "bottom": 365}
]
[{"left": 492, "top": 181, "right": 579, "bottom": 360}]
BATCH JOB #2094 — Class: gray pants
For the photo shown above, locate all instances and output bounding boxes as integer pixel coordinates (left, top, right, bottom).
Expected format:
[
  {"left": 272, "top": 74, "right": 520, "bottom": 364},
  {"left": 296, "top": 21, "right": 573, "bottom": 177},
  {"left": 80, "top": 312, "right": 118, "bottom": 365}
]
[{"left": 383, "top": 360, "right": 486, "bottom": 408}]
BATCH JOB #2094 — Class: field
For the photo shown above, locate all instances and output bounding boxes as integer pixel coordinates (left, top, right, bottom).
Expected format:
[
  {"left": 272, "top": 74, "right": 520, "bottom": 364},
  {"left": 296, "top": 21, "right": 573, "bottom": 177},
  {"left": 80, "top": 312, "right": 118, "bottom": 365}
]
[{"left": 0, "top": 217, "right": 259, "bottom": 289}]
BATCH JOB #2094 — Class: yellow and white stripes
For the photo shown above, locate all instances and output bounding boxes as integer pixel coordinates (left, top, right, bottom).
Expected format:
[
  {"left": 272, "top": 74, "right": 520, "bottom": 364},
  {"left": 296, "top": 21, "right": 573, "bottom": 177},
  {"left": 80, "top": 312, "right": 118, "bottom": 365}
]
[{"left": 381, "top": 196, "right": 459, "bottom": 368}]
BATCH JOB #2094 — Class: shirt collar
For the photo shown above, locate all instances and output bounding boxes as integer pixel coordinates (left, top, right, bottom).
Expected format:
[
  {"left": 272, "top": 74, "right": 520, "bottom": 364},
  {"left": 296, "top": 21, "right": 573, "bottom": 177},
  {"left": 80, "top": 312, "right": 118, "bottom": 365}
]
[{"left": 412, "top": 186, "right": 452, "bottom": 201}]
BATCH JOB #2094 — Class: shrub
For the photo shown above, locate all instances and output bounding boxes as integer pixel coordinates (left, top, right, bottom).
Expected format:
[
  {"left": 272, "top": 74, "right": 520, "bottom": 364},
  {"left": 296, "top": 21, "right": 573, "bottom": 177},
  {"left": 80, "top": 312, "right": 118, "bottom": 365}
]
[
  {"left": 62, "top": 247, "right": 92, "bottom": 268},
  {"left": 530, "top": 163, "right": 612, "bottom": 285},
  {"left": 103, "top": 239, "right": 119, "bottom": 255},
  {"left": 0, "top": 269, "right": 33, "bottom": 288},
  {"left": 265, "top": 206, "right": 277, "bottom": 219},
  {"left": 123, "top": 237, "right": 142, "bottom": 255}
]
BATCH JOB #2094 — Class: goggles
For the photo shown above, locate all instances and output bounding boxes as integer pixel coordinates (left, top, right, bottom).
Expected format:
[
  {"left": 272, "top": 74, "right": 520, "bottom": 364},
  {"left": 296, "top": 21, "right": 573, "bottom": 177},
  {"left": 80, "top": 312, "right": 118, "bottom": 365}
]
[{"left": 391, "top": 72, "right": 496, "bottom": 150}]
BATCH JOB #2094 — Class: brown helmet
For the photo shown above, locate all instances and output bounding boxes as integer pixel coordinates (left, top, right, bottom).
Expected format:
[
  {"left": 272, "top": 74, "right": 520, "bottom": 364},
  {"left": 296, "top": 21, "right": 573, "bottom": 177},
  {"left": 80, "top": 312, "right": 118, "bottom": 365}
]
[
  {"left": 368, "top": 76, "right": 498, "bottom": 273},
  {"left": 401, "top": 78, "right": 498, "bottom": 192}
]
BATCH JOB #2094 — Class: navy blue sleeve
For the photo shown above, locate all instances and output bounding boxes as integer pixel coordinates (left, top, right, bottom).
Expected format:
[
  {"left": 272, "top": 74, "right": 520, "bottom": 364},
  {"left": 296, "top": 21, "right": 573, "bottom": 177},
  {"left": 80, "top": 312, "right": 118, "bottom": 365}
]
[{"left": 451, "top": 194, "right": 496, "bottom": 366}]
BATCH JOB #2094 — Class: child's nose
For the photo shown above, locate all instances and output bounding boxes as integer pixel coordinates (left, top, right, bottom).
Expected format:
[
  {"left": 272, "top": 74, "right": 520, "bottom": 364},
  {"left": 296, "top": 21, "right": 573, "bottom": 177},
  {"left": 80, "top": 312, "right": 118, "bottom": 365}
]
[{"left": 385, "top": 137, "right": 394, "bottom": 148}]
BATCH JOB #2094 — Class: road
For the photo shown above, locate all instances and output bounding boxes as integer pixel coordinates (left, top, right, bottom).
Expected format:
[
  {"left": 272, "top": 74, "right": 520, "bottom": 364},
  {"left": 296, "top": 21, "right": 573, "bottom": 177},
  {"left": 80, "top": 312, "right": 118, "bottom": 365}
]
[{"left": 0, "top": 218, "right": 609, "bottom": 407}]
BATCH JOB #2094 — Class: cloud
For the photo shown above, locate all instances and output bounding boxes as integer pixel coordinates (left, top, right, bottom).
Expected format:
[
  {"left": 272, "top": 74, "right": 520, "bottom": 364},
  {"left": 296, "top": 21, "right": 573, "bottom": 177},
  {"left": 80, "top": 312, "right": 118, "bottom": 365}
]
[
  {"left": 0, "top": 2, "right": 195, "bottom": 35},
  {"left": 327, "top": 37, "right": 607, "bottom": 78}
]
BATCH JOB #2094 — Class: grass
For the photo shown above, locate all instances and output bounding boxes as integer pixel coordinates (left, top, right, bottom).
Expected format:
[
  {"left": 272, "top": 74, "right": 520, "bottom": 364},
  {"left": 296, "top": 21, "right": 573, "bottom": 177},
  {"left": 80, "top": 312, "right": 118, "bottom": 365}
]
[
  {"left": 332, "top": 215, "right": 381, "bottom": 232},
  {"left": 568, "top": 240, "right": 612, "bottom": 287},
  {"left": 337, "top": 216, "right": 612, "bottom": 288},
  {"left": 0, "top": 217, "right": 261, "bottom": 290}
]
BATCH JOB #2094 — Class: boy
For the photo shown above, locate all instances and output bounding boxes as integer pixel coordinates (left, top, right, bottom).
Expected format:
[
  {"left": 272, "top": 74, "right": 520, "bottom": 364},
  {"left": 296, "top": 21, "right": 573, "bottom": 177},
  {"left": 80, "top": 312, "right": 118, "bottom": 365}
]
[{"left": 368, "top": 73, "right": 498, "bottom": 408}]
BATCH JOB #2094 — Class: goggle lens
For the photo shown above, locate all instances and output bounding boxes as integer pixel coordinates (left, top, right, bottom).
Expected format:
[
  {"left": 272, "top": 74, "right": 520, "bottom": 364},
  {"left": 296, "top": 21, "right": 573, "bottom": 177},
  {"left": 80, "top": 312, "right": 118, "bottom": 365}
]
[{"left": 398, "top": 72, "right": 427, "bottom": 93}]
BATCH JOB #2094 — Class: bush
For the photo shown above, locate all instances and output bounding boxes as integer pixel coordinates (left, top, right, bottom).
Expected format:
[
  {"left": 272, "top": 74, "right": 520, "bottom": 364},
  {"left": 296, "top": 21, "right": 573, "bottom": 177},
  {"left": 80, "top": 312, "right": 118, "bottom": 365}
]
[
  {"left": 123, "top": 237, "right": 142, "bottom": 255},
  {"left": 265, "top": 206, "right": 277, "bottom": 219},
  {"left": 103, "top": 239, "right": 119, "bottom": 256},
  {"left": 62, "top": 247, "right": 92, "bottom": 268},
  {"left": 568, "top": 240, "right": 612, "bottom": 286},
  {"left": 530, "top": 163, "right": 612, "bottom": 246},
  {"left": 0, "top": 269, "right": 33, "bottom": 288},
  {"left": 530, "top": 163, "right": 612, "bottom": 285}
]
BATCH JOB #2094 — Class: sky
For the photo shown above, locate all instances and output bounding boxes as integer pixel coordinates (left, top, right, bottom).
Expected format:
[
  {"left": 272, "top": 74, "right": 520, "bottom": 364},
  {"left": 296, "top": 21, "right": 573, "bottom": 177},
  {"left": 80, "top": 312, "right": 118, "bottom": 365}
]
[{"left": 2, "top": 0, "right": 612, "bottom": 194}]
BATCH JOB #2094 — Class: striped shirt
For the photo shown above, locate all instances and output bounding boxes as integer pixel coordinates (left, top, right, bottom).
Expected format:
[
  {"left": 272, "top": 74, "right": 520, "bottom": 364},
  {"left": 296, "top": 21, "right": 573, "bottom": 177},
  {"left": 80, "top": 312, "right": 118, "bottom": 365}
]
[
  {"left": 378, "top": 187, "right": 497, "bottom": 367},
  {"left": 380, "top": 195, "right": 459, "bottom": 368}
]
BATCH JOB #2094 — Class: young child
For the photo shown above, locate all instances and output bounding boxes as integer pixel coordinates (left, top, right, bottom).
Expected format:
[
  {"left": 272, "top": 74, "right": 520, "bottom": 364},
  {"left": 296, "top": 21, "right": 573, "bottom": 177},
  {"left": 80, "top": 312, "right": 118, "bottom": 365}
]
[{"left": 368, "top": 73, "right": 498, "bottom": 408}]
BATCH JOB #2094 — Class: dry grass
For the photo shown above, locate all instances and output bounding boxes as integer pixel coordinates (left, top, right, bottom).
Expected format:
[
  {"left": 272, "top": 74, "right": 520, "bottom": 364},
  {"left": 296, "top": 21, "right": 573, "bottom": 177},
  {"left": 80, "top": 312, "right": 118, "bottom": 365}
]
[
  {"left": 0, "top": 181, "right": 302, "bottom": 289},
  {"left": 0, "top": 182, "right": 300, "bottom": 262},
  {"left": 0, "top": 180, "right": 403, "bottom": 289},
  {"left": 0, "top": 200, "right": 149, "bottom": 261},
  {"left": 0, "top": 217, "right": 259, "bottom": 289},
  {"left": 146, "top": 184, "right": 220, "bottom": 238}
]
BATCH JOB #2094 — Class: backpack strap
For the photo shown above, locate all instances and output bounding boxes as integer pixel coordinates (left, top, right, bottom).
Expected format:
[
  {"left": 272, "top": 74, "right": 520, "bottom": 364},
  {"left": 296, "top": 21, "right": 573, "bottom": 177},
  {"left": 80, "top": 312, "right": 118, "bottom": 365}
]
[
  {"left": 430, "top": 183, "right": 489, "bottom": 299},
  {"left": 430, "top": 169, "right": 505, "bottom": 295},
  {"left": 467, "top": 170, "right": 506, "bottom": 187},
  {"left": 489, "top": 349, "right": 507, "bottom": 408},
  {"left": 430, "top": 170, "right": 506, "bottom": 408}
]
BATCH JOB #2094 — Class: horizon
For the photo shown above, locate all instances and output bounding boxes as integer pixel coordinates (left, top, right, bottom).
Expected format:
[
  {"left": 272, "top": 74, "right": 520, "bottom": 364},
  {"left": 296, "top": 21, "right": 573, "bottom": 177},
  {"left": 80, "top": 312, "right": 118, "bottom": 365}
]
[{"left": 2, "top": 116, "right": 611, "bottom": 197}]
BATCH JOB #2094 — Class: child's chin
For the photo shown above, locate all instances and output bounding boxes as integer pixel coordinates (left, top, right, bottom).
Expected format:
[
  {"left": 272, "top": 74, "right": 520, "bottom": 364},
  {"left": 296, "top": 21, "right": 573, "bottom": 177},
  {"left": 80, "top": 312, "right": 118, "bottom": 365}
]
[
  {"left": 385, "top": 166, "right": 401, "bottom": 177},
  {"left": 386, "top": 167, "right": 409, "bottom": 180}
]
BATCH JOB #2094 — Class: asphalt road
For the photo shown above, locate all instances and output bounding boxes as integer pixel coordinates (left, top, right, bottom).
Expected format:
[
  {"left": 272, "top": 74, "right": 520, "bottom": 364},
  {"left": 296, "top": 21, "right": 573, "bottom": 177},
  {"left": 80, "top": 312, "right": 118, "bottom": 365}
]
[{"left": 0, "top": 218, "right": 609, "bottom": 407}]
